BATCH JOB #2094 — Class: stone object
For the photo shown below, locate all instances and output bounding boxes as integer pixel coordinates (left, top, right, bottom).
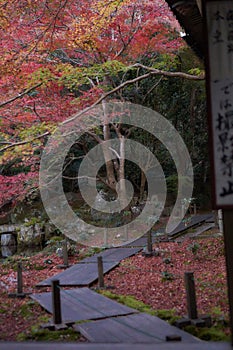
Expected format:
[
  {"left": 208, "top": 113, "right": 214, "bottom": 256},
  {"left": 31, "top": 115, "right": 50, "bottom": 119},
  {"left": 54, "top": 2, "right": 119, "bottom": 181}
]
[{"left": 1, "top": 233, "right": 16, "bottom": 246}]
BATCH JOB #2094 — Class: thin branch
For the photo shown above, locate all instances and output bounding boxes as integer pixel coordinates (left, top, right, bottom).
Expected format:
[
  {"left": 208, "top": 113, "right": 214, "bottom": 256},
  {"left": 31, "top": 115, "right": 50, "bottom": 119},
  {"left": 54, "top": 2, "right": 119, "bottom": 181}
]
[
  {"left": 86, "top": 130, "right": 103, "bottom": 144},
  {"left": 0, "top": 132, "right": 50, "bottom": 153},
  {"left": 0, "top": 65, "right": 204, "bottom": 152},
  {"left": 109, "top": 146, "right": 120, "bottom": 159},
  {"left": 0, "top": 83, "right": 42, "bottom": 108},
  {"left": 63, "top": 66, "right": 204, "bottom": 125},
  {"left": 132, "top": 63, "right": 205, "bottom": 80},
  {"left": 142, "top": 76, "right": 163, "bottom": 103}
]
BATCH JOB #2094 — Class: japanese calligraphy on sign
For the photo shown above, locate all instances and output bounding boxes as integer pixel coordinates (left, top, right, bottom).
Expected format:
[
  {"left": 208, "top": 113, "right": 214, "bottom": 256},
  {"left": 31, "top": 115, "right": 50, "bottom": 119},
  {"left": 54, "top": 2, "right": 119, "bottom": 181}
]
[{"left": 206, "top": 1, "right": 233, "bottom": 207}]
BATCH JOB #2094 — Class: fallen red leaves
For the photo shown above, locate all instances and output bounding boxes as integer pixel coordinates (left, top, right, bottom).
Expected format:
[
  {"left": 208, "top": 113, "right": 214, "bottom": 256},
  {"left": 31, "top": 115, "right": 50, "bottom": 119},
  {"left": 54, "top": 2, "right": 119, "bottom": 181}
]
[
  {"left": 106, "top": 236, "right": 228, "bottom": 318},
  {"left": 0, "top": 235, "right": 229, "bottom": 341}
]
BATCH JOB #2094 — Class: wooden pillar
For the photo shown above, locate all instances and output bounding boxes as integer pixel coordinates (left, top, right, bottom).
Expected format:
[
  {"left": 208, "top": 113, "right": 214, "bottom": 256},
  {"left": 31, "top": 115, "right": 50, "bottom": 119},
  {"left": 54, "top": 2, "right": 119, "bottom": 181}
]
[
  {"left": 17, "top": 261, "right": 23, "bottom": 294},
  {"left": 97, "top": 256, "right": 104, "bottom": 288},
  {"left": 184, "top": 272, "right": 198, "bottom": 320},
  {"left": 104, "top": 228, "right": 108, "bottom": 247},
  {"left": 52, "top": 279, "right": 62, "bottom": 325},
  {"left": 222, "top": 210, "right": 233, "bottom": 346},
  {"left": 63, "top": 237, "right": 69, "bottom": 266},
  {"left": 147, "top": 230, "right": 152, "bottom": 253}
]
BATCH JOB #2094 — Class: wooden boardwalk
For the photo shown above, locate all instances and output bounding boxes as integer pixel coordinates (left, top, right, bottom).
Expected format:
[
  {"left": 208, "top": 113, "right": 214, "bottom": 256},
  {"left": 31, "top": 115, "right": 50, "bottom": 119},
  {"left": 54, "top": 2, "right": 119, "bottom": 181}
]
[
  {"left": 176, "top": 223, "right": 215, "bottom": 242},
  {"left": 37, "top": 247, "right": 141, "bottom": 287},
  {"left": 1, "top": 342, "right": 232, "bottom": 350},
  {"left": 37, "top": 261, "right": 119, "bottom": 287},
  {"left": 80, "top": 247, "right": 141, "bottom": 263},
  {"left": 123, "top": 232, "right": 162, "bottom": 247},
  {"left": 28, "top": 213, "right": 220, "bottom": 348},
  {"left": 168, "top": 213, "right": 214, "bottom": 239},
  {"left": 31, "top": 287, "right": 137, "bottom": 323},
  {"left": 76, "top": 312, "right": 199, "bottom": 343}
]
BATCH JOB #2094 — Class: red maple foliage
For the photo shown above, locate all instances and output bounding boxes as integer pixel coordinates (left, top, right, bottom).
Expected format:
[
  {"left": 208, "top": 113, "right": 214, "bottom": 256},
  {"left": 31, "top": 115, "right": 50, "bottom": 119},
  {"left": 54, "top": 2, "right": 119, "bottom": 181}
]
[{"left": 0, "top": 0, "right": 184, "bottom": 212}]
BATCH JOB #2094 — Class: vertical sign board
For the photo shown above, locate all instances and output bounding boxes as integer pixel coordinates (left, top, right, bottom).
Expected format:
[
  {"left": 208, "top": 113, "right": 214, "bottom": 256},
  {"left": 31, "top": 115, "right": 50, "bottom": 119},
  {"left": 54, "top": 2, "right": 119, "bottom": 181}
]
[
  {"left": 205, "top": 1, "right": 233, "bottom": 208},
  {"left": 204, "top": 1, "right": 233, "bottom": 344}
]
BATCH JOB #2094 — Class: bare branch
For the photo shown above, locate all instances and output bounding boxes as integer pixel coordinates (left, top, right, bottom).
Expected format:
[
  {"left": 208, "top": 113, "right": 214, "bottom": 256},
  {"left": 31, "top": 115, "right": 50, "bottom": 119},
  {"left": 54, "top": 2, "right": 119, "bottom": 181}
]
[
  {"left": 63, "top": 66, "right": 204, "bottom": 125},
  {"left": 132, "top": 63, "right": 205, "bottom": 80},
  {"left": 0, "top": 132, "right": 50, "bottom": 153},
  {"left": 0, "top": 83, "right": 42, "bottom": 108},
  {"left": 86, "top": 131, "right": 103, "bottom": 144},
  {"left": 109, "top": 146, "right": 120, "bottom": 159}
]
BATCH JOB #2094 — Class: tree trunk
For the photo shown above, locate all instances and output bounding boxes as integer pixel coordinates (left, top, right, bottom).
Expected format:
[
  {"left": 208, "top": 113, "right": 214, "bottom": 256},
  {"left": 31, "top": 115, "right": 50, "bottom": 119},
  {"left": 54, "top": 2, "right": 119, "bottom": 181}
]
[
  {"left": 139, "top": 170, "right": 146, "bottom": 202},
  {"left": 102, "top": 102, "right": 117, "bottom": 190},
  {"left": 118, "top": 135, "right": 128, "bottom": 209}
]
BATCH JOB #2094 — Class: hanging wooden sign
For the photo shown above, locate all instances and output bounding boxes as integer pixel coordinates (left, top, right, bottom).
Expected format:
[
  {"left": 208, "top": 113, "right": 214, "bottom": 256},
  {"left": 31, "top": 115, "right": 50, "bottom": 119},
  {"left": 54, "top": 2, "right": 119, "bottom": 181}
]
[{"left": 205, "top": 0, "right": 233, "bottom": 208}]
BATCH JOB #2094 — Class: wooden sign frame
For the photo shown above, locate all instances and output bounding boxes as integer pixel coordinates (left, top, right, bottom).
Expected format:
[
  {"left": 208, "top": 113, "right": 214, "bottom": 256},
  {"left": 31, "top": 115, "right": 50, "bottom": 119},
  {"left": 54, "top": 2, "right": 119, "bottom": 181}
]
[{"left": 204, "top": 0, "right": 233, "bottom": 208}]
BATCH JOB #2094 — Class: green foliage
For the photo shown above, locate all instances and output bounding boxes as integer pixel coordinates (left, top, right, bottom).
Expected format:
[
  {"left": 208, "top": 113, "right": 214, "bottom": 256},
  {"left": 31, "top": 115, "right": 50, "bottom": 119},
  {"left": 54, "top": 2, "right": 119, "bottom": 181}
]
[
  {"left": 187, "top": 242, "right": 200, "bottom": 255},
  {"left": 151, "top": 53, "right": 181, "bottom": 71},
  {"left": 99, "top": 290, "right": 179, "bottom": 324},
  {"left": 79, "top": 246, "right": 104, "bottom": 259},
  {"left": 23, "top": 217, "right": 42, "bottom": 227},
  {"left": 161, "top": 271, "right": 174, "bottom": 281},
  {"left": 99, "top": 290, "right": 157, "bottom": 314},
  {"left": 17, "top": 326, "right": 81, "bottom": 341},
  {"left": 188, "top": 68, "right": 204, "bottom": 76},
  {"left": 58, "top": 60, "right": 127, "bottom": 91},
  {"left": 155, "top": 309, "right": 179, "bottom": 324},
  {"left": 184, "top": 325, "right": 230, "bottom": 342},
  {"left": 19, "top": 301, "right": 35, "bottom": 318}
]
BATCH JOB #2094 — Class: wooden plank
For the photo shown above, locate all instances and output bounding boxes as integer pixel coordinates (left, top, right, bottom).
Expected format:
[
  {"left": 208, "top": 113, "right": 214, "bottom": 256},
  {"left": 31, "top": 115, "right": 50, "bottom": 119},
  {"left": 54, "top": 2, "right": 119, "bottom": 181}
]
[
  {"left": 123, "top": 234, "right": 159, "bottom": 248},
  {"left": 176, "top": 223, "right": 215, "bottom": 242},
  {"left": 168, "top": 214, "right": 213, "bottom": 238},
  {"left": 76, "top": 313, "right": 199, "bottom": 343},
  {"left": 80, "top": 247, "right": 141, "bottom": 263},
  {"left": 30, "top": 287, "right": 137, "bottom": 323},
  {"left": 36, "top": 261, "right": 119, "bottom": 287},
  {"left": 0, "top": 342, "right": 232, "bottom": 350}
]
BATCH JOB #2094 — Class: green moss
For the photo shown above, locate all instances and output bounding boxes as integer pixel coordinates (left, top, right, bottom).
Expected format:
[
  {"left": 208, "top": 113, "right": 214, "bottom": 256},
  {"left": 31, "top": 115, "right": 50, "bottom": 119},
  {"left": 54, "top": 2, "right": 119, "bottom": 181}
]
[
  {"left": 155, "top": 309, "right": 179, "bottom": 324},
  {"left": 199, "top": 328, "right": 230, "bottom": 341},
  {"left": 99, "top": 290, "right": 155, "bottom": 314},
  {"left": 38, "top": 315, "right": 50, "bottom": 323},
  {"left": 17, "top": 326, "right": 81, "bottom": 342},
  {"left": 33, "top": 264, "right": 46, "bottom": 270},
  {"left": 98, "top": 290, "right": 178, "bottom": 323},
  {"left": 19, "top": 304, "right": 33, "bottom": 318},
  {"left": 184, "top": 325, "right": 230, "bottom": 342}
]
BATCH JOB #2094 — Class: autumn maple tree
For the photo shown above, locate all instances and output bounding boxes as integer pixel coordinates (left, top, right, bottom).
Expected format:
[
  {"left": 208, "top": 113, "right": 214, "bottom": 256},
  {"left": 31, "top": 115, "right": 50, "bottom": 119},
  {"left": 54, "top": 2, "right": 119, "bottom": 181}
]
[{"left": 0, "top": 0, "right": 204, "bottom": 216}]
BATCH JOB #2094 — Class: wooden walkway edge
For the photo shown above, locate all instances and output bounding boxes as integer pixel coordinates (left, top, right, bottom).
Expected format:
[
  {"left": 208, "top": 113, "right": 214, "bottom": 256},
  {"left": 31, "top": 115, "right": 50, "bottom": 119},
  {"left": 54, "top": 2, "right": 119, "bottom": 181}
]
[
  {"left": 31, "top": 287, "right": 138, "bottom": 323},
  {"left": 37, "top": 247, "right": 141, "bottom": 287},
  {"left": 0, "top": 342, "right": 232, "bottom": 350},
  {"left": 75, "top": 312, "right": 199, "bottom": 344}
]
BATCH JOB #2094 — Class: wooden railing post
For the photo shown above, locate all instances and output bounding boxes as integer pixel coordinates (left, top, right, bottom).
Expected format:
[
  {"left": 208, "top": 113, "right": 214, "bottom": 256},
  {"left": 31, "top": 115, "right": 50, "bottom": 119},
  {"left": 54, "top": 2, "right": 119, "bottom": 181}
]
[
  {"left": 184, "top": 272, "right": 198, "bottom": 320},
  {"left": 17, "top": 261, "right": 23, "bottom": 294},
  {"left": 63, "top": 237, "right": 69, "bottom": 267},
  {"left": 147, "top": 230, "right": 152, "bottom": 253},
  {"left": 52, "top": 279, "right": 62, "bottom": 325},
  {"left": 97, "top": 256, "right": 104, "bottom": 288}
]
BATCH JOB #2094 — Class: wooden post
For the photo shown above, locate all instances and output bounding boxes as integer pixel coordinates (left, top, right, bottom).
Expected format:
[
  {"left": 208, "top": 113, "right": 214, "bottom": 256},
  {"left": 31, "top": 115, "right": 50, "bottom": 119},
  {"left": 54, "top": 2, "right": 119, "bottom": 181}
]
[
  {"left": 52, "top": 279, "right": 62, "bottom": 325},
  {"left": 124, "top": 225, "right": 128, "bottom": 242},
  {"left": 8, "top": 261, "right": 29, "bottom": 298},
  {"left": 104, "top": 227, "right": 108, "bottom": 247},
  {"left": 184, "top": 272, "right": 198, "bottom": 320},
  {"left": 193, "top": 203, "right": 197, "bottom": 216},
  {"left": 222, "top": 210, "right": 233, "bottom": 345},
  {"left": 63, "top": 237, "right": 69, "bottom": 266},
  {"left": 17, "top": 261, "right": 23, "bottom": 294},
  {"left": 147, "top": 230, "right": 152, "bottom": 253},
  {"left": 97, "top": 256, "right": 104, "bottom": 288}
]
